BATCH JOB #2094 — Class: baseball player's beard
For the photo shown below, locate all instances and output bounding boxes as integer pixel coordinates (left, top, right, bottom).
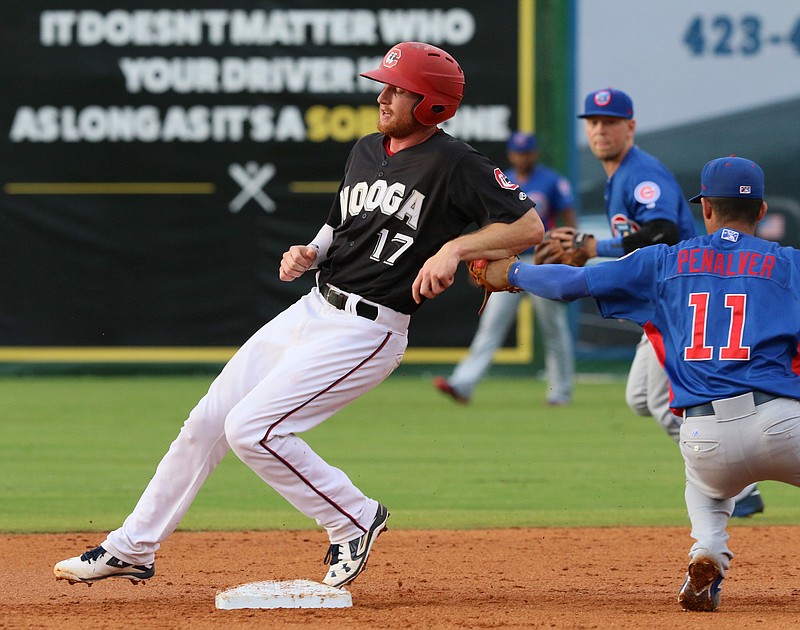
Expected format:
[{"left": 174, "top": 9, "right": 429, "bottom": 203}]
[{"left": 377, "top": 114, "right": 418, "bottom": 139}]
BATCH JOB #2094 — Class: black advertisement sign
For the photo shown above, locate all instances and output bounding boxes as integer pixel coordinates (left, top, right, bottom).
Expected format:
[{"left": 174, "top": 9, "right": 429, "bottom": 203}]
[{"left": 0, "top": 1, "right": 533, "bottom": 364}]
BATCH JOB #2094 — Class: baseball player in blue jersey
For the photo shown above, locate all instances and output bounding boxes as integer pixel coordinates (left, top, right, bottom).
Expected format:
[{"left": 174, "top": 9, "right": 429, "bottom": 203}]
[
  {"left": 53, "top": 42, "right": 543, "bottom": 589},
  {"left": 434, "top": 131, "right": 577, "bottom": 406},
  {"left": 559, "top": 88, "right": 762, "bottom": 515},
  {"left": 572, "top": 88, "right": 696, "bottom": 438},
  {"left": 476, "top": 156, "right": 800, "bottom": 611}
]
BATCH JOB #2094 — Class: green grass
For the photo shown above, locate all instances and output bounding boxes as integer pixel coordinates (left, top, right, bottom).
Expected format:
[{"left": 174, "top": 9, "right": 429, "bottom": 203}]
[{"left": 1, "top": 375, "right": 797, "bottom": 533}]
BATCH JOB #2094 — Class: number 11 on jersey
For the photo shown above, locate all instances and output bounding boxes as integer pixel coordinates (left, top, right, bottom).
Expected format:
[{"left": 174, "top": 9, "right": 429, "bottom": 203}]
[{"left": 685, "top": 292, "right": 750, "bottom": 361}]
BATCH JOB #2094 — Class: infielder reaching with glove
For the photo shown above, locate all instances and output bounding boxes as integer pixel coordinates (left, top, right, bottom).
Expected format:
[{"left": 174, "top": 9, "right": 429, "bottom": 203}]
[
  {"left": 53, "top": 42, "right": 543, "bottom": 589},
  {"left": 471, "top": 156, "right": 799, "bottom": 612},
  {"left": 554, "top": 88, "right": 761, "bottom": 516}
]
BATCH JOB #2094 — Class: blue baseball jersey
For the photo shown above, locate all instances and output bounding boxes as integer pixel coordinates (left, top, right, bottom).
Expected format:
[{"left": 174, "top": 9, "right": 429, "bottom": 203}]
[
  {"left": 585, "top": 228, "right": 800, "bottom": 410},
  {"left": 606, "top": 146, "right": 696, "bottom": 240},
  {"left": 507, "top": 163, "right": 574, "bottom": 255},
  {"left": 510, "top": 164, "right": 575, "bottom": 231}
]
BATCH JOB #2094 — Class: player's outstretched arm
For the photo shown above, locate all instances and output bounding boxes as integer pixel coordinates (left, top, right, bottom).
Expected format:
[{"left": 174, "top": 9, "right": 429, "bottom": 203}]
[
  {"left": 412, "top": 209, "right": 543, "bottom": 303},
  {"left": 279, "top": 245, "right": 318, "bottom": 282},
  {"left": 464, "top": 208, "right": 544, "bottom": 262},
  {"left": 508, "top": 261, "right": 590, "bottom": 301}
]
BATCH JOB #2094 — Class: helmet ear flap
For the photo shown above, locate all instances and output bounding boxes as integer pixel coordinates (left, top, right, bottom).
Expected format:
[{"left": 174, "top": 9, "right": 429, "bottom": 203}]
[
  {"left": 411, "top": 94, "right": 446, "bottom": 126},
  {"left": 415, "top": 104, "right": 446, "bottom": 126}
]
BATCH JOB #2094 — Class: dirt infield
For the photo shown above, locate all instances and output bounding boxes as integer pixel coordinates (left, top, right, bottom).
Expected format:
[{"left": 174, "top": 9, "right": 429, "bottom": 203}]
[{"left": 3, "top": 526, "right": 800, "bottom": 629}]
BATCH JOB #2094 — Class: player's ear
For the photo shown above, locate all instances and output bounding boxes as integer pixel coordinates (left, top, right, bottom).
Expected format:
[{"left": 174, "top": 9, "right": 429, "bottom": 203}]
[
  {"left": 701, "top": 198, "right": 713, "bottom": 221},
  {"left": 757, "top": 201, "right": 768, "bottom": 222}
]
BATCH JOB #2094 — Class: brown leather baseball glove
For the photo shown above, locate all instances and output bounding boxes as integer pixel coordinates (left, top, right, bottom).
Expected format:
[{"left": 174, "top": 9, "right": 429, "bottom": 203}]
[
  {"left": 467, "top": 256, "right": 520, "bottom": 315},
  {"left": 537, "top": 228, "right": 595, "bottom": 267},
  {"left": 533, "top": 236, "right": 567, "bottom": 265}
]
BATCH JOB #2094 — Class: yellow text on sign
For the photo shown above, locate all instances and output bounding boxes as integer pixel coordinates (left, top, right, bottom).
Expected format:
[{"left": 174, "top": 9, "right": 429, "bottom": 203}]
[{"left": 306, "top": 105, "right": 379, "bottom": 142}]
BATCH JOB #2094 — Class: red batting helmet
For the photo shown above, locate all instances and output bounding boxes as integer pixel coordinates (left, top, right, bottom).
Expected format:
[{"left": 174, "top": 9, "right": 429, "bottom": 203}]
[{"left": 360, "top": 42, "right": 465, "bottom": 126}]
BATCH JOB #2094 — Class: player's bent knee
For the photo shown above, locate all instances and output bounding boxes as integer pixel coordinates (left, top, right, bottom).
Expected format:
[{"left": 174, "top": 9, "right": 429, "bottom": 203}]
[{"left": 224, "top": 409, "right": 272, "bottom": 456}]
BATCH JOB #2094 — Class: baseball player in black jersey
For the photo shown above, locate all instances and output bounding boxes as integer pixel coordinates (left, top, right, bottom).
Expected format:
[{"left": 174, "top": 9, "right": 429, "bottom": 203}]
[{"left": 55, "top": 42, "right": 543, "bottom": 589}]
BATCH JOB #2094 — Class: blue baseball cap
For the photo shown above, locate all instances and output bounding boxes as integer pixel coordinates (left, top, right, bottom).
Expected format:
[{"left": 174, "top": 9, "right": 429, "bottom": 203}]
[
  {"left": 507, "top": 131, "right": 538, "bottom": 152},
  {"left": 578, "top": 88, "right": 634, "bottom": 119},
  {"left": 689, "top": 156, "right": 764, "bottom": 203}
]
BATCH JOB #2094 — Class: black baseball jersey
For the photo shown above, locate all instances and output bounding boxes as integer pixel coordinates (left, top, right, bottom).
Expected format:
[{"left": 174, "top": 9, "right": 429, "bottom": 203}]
[{"left": 317, "top": 130, "right": 535, "bottom": 313}]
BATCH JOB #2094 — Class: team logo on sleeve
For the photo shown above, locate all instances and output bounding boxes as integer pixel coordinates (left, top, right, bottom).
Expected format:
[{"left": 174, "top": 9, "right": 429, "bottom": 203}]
[
  {"left": 633, "top": 181, "right": 661, "bottom": 208},
  {"left": 494, "top": 168, "right": 519, "bottom": 190},
  {"left": 610, "top": 214, "right": 640, "bottom": 237}
]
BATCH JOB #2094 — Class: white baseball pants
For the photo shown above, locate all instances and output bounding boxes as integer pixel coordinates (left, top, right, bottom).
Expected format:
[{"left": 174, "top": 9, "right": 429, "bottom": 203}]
[
  {"left": 103, "top": 288, "right": 409, "bottom": 565},
  {"left": 680, "top": 395, "right": 800, "bottom": 574},
  {"left": 625, "top": 332, "right": 681, "bottom": 438}
]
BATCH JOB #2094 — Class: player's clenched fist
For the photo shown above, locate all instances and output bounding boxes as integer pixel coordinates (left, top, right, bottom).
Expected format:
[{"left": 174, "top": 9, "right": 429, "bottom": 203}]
[
  {"left": 279, "top": 245, "right": 318, "bottom": 281},
  {"left": 412, "top": 247, "right": 460, "bottom": 303}
]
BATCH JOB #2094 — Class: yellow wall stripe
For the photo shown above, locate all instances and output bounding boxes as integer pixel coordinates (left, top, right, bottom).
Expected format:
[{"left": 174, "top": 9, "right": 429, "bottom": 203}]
[
  {"left": 4, "top": 183, "right": 215, "bottom": 195},
  {"left": 518, "top": 0, "right": 536, "bottom": 132},
  {"left": 0, "top": 302, "right": 534, "bottom": 365}
]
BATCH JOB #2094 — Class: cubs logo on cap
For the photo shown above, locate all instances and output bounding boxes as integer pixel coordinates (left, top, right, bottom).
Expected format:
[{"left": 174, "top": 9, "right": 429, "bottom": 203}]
[
  {"left": 578, "top": 88, "right": 634, "bottom": 119},
  {"left": 594, "top": 90, "right": 612, "bottom": 107},
  {"left": 688, "top": 156, "right": 764, "bottom": 203}
]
